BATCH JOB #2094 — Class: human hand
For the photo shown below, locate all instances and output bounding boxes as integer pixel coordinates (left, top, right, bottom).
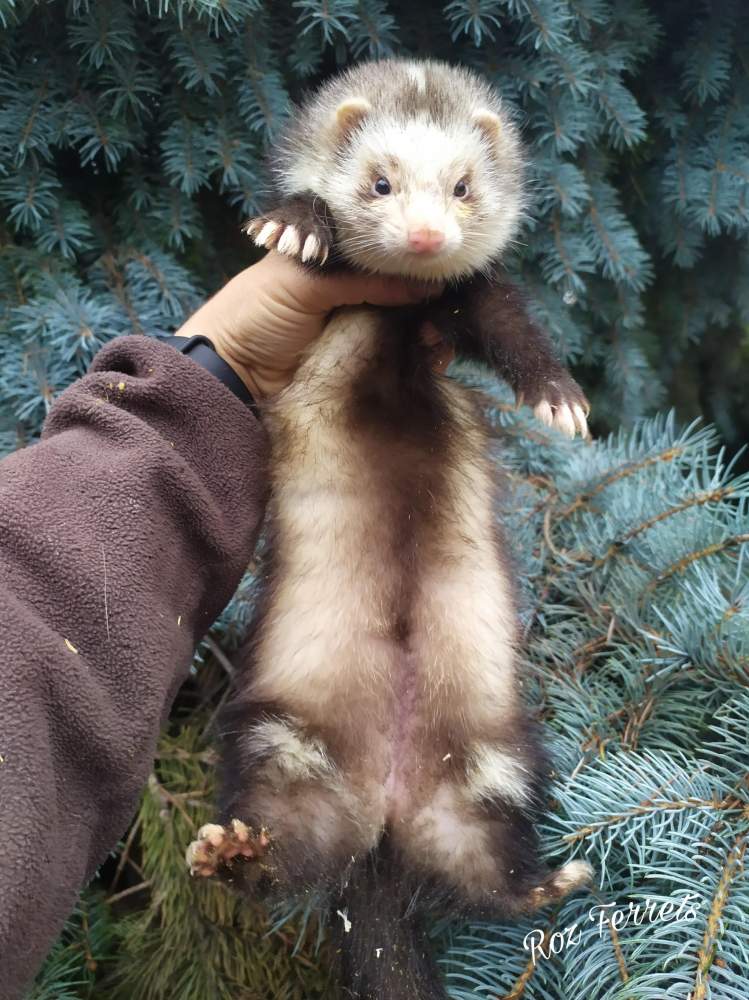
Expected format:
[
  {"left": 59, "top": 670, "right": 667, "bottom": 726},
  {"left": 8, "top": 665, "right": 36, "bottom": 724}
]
[{"left": 176, "top": 252, "right": 442, "bottom": 399}]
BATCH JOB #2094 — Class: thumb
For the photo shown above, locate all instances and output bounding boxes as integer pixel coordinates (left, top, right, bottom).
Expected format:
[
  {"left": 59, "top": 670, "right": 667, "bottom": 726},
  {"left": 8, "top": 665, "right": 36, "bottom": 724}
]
[{"left": 313, "top": 273, "right": 443, "bottom": 310}]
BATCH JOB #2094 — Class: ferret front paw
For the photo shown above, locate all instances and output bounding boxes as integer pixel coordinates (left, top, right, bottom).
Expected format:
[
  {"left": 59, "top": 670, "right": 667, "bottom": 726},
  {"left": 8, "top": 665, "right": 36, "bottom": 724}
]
[
  {"left": 244, "top": 199, "right": 333, "bottom": 266},
  {"left": 533, "top": 396, "right": 589, "bottom": 440},
  {"left": 519, "top": 373, "right": 590, "bottom": 439},
  {"left": 245, "top": 217, "right": 330, "bottom": 264},
  {"left": 185, "top": 818, "right": 270, "bottom": 878}
]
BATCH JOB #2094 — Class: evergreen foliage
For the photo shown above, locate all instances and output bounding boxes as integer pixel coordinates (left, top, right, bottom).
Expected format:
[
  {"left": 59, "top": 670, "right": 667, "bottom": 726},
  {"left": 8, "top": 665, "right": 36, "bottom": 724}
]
[{"left": 1, "top": 1, "right": 747, "bottom": 997}]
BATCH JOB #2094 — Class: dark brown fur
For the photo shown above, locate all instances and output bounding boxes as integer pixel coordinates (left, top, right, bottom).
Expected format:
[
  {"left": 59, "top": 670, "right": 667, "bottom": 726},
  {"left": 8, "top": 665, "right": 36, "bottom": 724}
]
[
  {"left": 192, "top": 62, "right": 592, "bottom": 999},
  {"left": 197, "top": 315, "right": 585, "bottom": 1000},
  {"left": 249, "top": 192, "right": 587, "bottom": 415}
]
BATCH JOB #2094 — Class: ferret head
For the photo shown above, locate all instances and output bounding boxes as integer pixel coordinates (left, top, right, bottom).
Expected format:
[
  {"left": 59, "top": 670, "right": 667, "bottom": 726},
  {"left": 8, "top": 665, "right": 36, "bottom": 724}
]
[{"left": 278, "top": 61, "right": 526, "bottom": 282}]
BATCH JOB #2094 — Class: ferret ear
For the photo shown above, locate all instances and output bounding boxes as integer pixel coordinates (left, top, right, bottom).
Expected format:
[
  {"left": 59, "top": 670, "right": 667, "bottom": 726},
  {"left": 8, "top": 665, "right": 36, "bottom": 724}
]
[
  {"left": 334, "top": 98, "right": 371, "bottom": 139},
  {"left": 472, "top": 109, "right": 503, "bottom": 145}
]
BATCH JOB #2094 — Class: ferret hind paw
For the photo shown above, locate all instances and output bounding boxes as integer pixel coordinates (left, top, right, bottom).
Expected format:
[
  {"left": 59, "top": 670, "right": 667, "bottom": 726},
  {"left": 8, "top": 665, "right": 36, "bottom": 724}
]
[
  {"left": 523, "top": 859, "right": 594, "bottom": 910},
  {"left": 185, "top": 818, "right": 270, "bottom": 878}
]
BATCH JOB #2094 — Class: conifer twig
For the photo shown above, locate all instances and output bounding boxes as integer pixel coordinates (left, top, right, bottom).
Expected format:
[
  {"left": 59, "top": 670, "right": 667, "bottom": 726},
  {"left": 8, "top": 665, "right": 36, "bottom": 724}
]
[
  {"left": 564, "top": 796, "right": 747, "bottom": 843},
  {"left": 499, "top": 926, "right": 552, "bottom": 1000},
  {"left": 556, "top": 445, "right": 686, "bottom": 519},
  {"left": 693, "top": 836, "right": 747, "bottom": 1000},
  {"left": 592, "top": 486, "right": 733, "bottom": 568},
  {"left": 646, "top": 534, "right": 749, "bottom": 591},
  {"left": 110, "top": 813, "right": 142, "bottom": 893},
  {"left": 606, "top": 913, "right": 630, "bottom": 983},
  {"left": 107, "top": 879, "right": 152, "bottom": 905}
]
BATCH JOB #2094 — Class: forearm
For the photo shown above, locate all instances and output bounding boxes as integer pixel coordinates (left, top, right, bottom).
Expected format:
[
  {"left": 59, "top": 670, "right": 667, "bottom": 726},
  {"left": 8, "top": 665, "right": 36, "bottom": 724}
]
[
  {"left": 0, "top": 336, "right": 268, "bottom": 999},
  {"left": 428, "top": 276, "right": 589, "bottom": 436},
  {"left": 429, "top": 277, "right": 564, "bottom": 388}
]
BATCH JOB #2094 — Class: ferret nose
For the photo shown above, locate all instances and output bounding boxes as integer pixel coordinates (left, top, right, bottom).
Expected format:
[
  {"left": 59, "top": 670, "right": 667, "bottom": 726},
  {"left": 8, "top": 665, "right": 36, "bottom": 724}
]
[{"left": 407, "top": 228, "right": 445, "bottom": 253}]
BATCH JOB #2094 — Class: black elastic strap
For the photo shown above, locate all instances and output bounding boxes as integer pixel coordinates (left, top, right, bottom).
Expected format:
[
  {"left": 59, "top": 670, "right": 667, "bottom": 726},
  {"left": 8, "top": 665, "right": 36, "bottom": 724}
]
[{"left": 166, "top": 335, "right": 258, "bottom": 416}]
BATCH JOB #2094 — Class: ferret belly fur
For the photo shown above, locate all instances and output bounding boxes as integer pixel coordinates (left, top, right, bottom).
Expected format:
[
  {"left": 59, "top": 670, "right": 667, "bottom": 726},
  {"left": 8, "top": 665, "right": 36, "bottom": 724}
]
[
  {"left": 186, "top": 58, "right": 593, "bottom": 1000},
  {"left": 188, "top": 309, "right": 590, "bottom": 998}
]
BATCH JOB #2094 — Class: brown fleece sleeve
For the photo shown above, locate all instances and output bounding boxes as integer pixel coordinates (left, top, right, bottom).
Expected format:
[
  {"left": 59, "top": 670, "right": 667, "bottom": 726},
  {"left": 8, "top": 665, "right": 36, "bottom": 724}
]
[{"left": 0, "top": 335, "right": 268, "bottom": 999}]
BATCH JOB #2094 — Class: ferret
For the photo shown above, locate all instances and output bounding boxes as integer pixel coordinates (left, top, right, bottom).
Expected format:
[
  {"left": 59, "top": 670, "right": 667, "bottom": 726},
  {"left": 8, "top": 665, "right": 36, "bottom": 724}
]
[{"left": 186, "top": 58, "right": 592, "bottom": 1000}]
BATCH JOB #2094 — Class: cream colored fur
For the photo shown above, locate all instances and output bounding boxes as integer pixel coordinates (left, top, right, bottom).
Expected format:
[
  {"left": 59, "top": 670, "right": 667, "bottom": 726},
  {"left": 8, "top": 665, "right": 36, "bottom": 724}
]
[
  {"left": 190, "top": 307, "right": 591, "bottom": 902},
  {"left": 466, "top": 745, "right": 533, "bottom": 807},
  {"left": 253, "top": 308, "right": 519, "bottom": 732},
  {"left": 243, "top": 307, "right": 545, "bottom": 893},
  {"left": 276, "top": 58, "right": 525, "bottom": 281},
  {"left": 250, "top": 311, "right": 398, "bottom": 723},
  {"left": 242, "top": 718, "right": 336, "bottom": 782},
  {"left": 190, "top": 60, "right": 593, "bottom": 923}
]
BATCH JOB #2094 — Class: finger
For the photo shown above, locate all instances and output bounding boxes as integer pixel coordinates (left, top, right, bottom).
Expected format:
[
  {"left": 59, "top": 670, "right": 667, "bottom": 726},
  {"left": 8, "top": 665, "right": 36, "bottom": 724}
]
[
  {"left": 254, "top": 252, "right": 443, "bottom": 312},
  {"left": 313, "top": 273, "right": 444, "bottom": 311}
]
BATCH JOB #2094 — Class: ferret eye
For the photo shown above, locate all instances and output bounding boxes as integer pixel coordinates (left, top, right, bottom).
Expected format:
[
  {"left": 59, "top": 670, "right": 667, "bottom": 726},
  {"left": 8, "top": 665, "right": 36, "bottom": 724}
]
[
  {"left": 453, "top": 179, "right": 469, "bottom": 199},
  {"left": 373, "top": 177, "right": 391, "bottom": 196}
]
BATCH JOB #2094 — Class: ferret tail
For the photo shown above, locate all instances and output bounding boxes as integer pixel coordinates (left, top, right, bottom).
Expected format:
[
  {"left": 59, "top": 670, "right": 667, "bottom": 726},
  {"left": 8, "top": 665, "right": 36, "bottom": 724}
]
[{"left": 331, "top": 840, "right": 449, "bottom": 1000}]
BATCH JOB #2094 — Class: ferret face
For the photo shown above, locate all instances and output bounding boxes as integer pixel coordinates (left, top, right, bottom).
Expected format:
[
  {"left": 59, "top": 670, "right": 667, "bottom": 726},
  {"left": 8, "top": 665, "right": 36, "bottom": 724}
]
[{"left": 321, "top": 109, "right": 524, "bottom": 282}]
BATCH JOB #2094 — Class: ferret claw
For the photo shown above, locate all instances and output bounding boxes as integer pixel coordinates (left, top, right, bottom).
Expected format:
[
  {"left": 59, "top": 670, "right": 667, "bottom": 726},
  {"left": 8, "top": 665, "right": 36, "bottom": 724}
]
[
  {"left": 256, "top": 220, "right": 282, "bottom": 248},
  {"left": 302, "top": 233, "right": 321, "bottom": 263},
  {"left": 572, "top": 404, "right": 589, "bottom": 438},
  {"left": 533, "top": 397, "right": 590, "bottom": 439},
  {"left": 243, "top": 218, "right": 266, "bottom": 240},
  {"left": 555, "top": 404, "right": 577, "bottom": 439},
  {"left": 186, "top": 818, "right": 270, "bottom": 877},
  {"left": 245, "top": 216, "right": 330, "bottom": 265},
  {"left": 533, "top": 400, "right": 553, "bottom": 428},
  {"left": 277, "top": 225, "right": 301, "bottom": 257}
]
